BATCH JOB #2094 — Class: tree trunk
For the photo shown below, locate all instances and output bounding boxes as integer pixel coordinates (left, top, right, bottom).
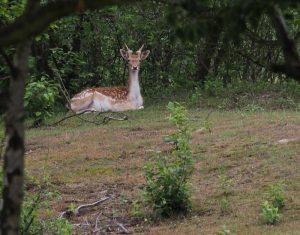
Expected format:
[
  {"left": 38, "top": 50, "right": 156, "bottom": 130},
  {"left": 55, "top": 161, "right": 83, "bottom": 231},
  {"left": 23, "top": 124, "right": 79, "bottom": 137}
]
[
  {"left": 31, "top": 40, "right": 54, "bottom": 79},
  {"left": 0, "top": 41, "right": 30, "bottom": 235},
  {"left": 195, "top": 28, "right": 222, "bottom": 83}
]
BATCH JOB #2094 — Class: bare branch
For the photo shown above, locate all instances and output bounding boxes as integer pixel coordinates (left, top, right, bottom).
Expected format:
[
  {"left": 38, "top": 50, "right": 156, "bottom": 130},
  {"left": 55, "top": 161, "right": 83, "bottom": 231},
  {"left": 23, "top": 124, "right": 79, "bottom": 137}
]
[
  {"left": 59, "top": 196, "right": 111, "bottom": 218},
  {"left": 270, "top": 5, "right": 300, "bottom": 81},
  {"left": 0, "top": 76, "right": 10, "bottom": 81},
  {"left": 116, "top": 223, "right": 129, "bottom": 234},
  {"left": 0, "top": 0, "right": 138, "bottom": 48},
  {"left": 49, "top": 110, "right": 128, "bottom": 126}
]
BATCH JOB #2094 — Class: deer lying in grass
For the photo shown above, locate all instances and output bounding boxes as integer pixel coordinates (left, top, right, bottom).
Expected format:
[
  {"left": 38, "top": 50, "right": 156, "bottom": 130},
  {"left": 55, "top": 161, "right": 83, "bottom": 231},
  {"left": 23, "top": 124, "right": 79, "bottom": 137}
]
[{"left": 70, "top": 45, "right": 150, "bottom": 114}]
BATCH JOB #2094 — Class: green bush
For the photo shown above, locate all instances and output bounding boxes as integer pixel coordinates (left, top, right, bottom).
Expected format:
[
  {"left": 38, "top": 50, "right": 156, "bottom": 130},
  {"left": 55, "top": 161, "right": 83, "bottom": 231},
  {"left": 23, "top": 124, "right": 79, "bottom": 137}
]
[
  {"left": 261, "top": 201, "right": 280, "bottom": 225},
  {"left": 204, "top": 79, "right": 224, "bottom": 97},
  {"left": 266, "top": 183, "right": 285, "bottom": 209},
  {"left": 24, "top": 75, "right": 58, "bottom": 126},
  {"left": 143, "top": 102, "right": 193, "bottom": 217},
  {"left": 20, "top": 190, "right": 72, "bottom": 234}
]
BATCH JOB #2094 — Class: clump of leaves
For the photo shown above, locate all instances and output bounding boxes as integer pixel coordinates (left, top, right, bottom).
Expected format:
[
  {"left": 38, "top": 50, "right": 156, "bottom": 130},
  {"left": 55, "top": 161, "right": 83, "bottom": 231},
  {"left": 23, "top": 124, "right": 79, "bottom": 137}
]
[
  {"left": 130, "top": 200, "right": 144, "bottom": 218},
  {"left": 24, "top": 75, "right": 58, "bottom": 126},
  {"left": 143, "top": 102, "right": 193, "bottom": 217},
  {"left": 218, "top": 172, "right": 233, "bottom": 215},
  {"left": 261, "top": 201, "right": 280, "bottom": 225},
  {"left": 21, "top": 190, "right": 72, "bottom": 235},
  {"left": 265, "top": 182, "right": 285, "bottom": 209}
]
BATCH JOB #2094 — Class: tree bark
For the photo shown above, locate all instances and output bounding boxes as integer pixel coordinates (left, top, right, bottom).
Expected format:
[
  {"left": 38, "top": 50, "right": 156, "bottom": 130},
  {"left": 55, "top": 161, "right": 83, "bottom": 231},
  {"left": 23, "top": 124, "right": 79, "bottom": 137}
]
[
  {"left": 270, "top": 5, "right": 300, "bottom": 81},
  {"left": 31, "top": 40, "right": 54, "bottom": 79},
  {"left": 0, "top": 41, "right": 30, "bottom": 235},
  {"left": 195, "top": 27, "right": 222, "bottom": 83}
]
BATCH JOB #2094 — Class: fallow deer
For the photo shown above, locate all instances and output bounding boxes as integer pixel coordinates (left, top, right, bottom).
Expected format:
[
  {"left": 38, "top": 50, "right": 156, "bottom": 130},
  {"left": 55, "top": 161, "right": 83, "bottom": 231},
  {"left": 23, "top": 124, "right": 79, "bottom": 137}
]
[{"left": 70, "top": 45, "right": 150, "bottom": 113}]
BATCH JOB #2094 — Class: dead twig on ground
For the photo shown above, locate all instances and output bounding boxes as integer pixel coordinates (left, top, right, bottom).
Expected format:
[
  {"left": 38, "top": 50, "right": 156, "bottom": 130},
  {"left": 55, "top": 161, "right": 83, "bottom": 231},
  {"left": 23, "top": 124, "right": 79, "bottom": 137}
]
[
  {"left": 116, "top": 223, "right": 129, "bottom": 234},
  {"left": 75, "top": 197, "right": 110, "bottom": 215},
  {"left": 93, "top": 213, "right": 102, "bottom": 233},
  {"left": 59, "top": 196, "right": 111, "bottom": 219},
  {"left": 48, "top": 111, "right": 128, "bottom": 127}
]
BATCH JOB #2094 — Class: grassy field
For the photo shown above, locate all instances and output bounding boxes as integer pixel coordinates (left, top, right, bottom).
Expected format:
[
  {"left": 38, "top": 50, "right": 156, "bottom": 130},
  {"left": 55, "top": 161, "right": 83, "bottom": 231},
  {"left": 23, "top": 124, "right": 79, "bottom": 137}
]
[{"left": 19, "top": 103, "right": 300, "bottom": 234}]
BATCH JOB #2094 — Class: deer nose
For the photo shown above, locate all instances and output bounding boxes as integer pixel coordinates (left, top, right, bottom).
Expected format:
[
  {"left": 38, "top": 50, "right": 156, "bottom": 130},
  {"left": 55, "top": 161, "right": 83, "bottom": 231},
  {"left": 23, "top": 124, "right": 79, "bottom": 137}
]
[{"left": 132, "top": 66, "right": 138, "bottom": 70}]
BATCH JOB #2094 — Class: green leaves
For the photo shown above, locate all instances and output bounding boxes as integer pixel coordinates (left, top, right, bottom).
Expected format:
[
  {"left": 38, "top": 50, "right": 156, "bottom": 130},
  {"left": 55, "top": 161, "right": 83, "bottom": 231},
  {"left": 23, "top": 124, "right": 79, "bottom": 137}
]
[
  {"left": 24, "top": 75, "right": 59, "bottom": 125},
  {"left": 0, "top": 0, "right": 25, "bottom": 23},
  {"left": 143, "top": 102, "right": 193, "bottom": 217},
  {"left": 261, "top": 201, "right": 280, "bottom": 224}
]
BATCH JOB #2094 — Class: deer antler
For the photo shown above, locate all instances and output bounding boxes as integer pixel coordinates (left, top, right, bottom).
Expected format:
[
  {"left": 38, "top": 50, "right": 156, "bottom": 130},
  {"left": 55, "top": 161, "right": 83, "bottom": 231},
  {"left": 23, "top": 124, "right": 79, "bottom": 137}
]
[
  {"left": 124, "top": 44, "right": 132, "bottom": 53},
  {"left": 137, "top": 44, "right": 144, "bottom": 52}
]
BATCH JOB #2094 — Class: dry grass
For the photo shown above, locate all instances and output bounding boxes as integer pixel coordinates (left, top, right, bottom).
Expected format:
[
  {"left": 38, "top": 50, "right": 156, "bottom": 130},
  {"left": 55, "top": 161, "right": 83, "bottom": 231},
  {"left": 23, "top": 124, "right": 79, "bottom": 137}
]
[{"left": 24, "top": 105, "right": 300, "bottom": 234}]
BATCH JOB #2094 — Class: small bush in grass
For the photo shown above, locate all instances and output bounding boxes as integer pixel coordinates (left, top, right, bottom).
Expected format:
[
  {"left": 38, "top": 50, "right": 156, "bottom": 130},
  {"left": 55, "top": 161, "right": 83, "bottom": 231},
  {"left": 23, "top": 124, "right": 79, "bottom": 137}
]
[
  {"left": 143, "top": 102, "right": 193, "bottom": 217},
  {"left": 261, "top": 201, "right": 280, "bottom": 225},
  {"left": 21, "top": 191, "right": 73, "bottom": 235},
  {"left": 218, "top": 173, "right": 233, "bottom": 215},
  {"left": 130, "top": 200, "right": 144, "bottom": 217},
  {"left": 266, "top": 182, "right": 285, "bottom": 209}
]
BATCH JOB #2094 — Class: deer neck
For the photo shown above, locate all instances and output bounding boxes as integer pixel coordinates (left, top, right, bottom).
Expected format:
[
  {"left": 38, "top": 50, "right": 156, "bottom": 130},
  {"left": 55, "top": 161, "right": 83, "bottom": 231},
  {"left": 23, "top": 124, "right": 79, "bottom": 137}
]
[{"left": 128, "top": 70, "right": 141, "bottom": 101}]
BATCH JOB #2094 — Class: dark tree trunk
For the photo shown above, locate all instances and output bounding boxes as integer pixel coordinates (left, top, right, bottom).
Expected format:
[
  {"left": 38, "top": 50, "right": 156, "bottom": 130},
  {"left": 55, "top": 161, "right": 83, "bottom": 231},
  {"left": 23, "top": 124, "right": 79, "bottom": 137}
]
[
  {"left": 212, "top": 36, "right": 227, "bottom": 76},
  {"left": 31, "top": 40, "right": 54, "bottom": 78},
  {"left": 0, "top": 41, "right": 30, "bottom": 235},
  {"left": 195, "top": 28, "right": 222, "bottom": 83},
  {"left": 270, "top": 6, "right": 300, "bottom": 81}
]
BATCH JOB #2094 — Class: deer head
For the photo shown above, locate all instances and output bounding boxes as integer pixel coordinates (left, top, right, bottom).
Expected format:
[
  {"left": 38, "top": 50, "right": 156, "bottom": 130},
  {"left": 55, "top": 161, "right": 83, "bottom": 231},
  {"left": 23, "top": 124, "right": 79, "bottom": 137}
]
[{"left": 120, "top": 44, "right": 150, "bottom": 71}]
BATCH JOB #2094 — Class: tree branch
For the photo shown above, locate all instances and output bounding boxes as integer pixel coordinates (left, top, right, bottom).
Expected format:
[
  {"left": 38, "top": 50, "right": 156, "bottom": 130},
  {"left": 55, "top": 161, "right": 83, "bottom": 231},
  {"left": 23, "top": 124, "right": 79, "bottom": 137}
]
[
  {"left": 0, "top": 0, "right": 138, "bottom": 48},
  {"left": 270, "top": 5, "right": 300, "bottom": 81},
  {"left": 0, "top": 49, "right": 17, "bottom": 78}
]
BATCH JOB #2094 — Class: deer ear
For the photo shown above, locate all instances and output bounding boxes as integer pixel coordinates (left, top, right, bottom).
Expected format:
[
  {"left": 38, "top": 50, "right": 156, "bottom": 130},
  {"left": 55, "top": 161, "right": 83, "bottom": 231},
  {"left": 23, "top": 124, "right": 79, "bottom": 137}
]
[
  {"left": 140, "top": 50, "right": 150, "bottom": 60},
  {"left": 120, "top": 49, "right": 128, "bottom": 60}
]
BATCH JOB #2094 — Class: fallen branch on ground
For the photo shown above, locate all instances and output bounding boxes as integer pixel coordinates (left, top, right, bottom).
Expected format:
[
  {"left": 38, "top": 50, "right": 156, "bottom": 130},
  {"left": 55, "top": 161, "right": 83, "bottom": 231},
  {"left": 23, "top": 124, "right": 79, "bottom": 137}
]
[
  {"left": 116, "top": 223, "right": 129, "bottom": 234},
  {"left": 59, "top": 196, "right": 111, "bottom": 219},
  {"left": 49, "top": 110, "right": 128, "bottom": 126}
]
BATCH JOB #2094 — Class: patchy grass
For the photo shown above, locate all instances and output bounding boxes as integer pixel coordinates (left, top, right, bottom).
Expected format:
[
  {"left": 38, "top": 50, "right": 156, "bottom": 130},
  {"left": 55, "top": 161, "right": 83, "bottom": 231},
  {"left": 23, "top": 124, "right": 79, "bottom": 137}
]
[{"left": 20, "top": 104, "right": 300, "bottom": 234}]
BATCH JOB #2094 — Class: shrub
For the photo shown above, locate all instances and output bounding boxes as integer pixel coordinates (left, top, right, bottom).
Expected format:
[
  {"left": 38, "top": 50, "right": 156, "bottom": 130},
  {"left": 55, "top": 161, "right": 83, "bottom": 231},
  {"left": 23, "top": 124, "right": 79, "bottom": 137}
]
[
  {"left": 20, "top": 191, "right": 72, "bottom": 235},
  {"left": 130, "top": 200, "right": 144, "bottom": 217},
  {"left": 204, "top": 79, "right": 224, "bottom": 97},
  {"left": 143, "top": 102, "right": 193, "bottom": 217},
  {"left": 261, "top": 201, "right": 280, "bottom": 225},
  {"left": 266, "top": 182, "right": 285, "bottom": 209},
  {"left": 24, "top": 75, "right": 58, "bottom": 126},
  {"left": 190, "top": 87, "right": 202, "bottom": 105},
  {"left": 218, "top": 173, "right": 233, "bottom": 215}
]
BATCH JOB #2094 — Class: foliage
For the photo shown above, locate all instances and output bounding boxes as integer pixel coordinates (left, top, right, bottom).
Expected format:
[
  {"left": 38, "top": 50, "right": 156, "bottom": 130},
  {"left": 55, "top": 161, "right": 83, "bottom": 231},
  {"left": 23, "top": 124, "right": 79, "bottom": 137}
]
[
  {"left": 189, "top": 78, "right": 300, "bottom": 111},
  {"left": 1, "top": 1, "right": 300, "bottom": 109},
  {"left": 265, "top": 182, "right": 285, "bottom": 209},
  {"left": 143, "top": 102, "right": 193, "bottom": 217},
  {"left": 204, "top": 79, "right": 224, "bottom": 97},
  {"left": 218, "top": 172, "right": 233, "bottom": 215},
  {"left": 24, "top": 75, "right": 58, "bottom": 125},
  {"left": 0, "top": 0, "right": 24, "bottom": 24},
  {"left": 130, "top": 200, "right": 144, "bottom": 218},
  {"left": 261, "top": 201, "right": 280, "bottom": 225},
  {"left": 20, "top": 190, "right": 72, "bottom": 235}
]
